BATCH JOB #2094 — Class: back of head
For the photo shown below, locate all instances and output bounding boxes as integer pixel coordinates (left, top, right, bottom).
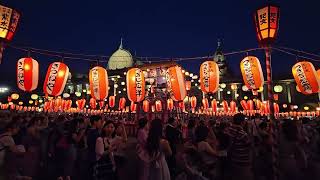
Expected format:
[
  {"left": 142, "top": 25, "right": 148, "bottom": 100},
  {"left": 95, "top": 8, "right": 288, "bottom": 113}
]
[
  {"left": 233, "top": 113, "right": 245, "bottom": 125},
  {"left": 138, "top": 118, "right": 148, "bottom": 129},
  {"left": 195, "top": 124, "right": 209, "bottom": 143},
  {"left": 90, "top": 115, "right": 101, "bottom": 125},
  {"left": 146, "top": 119, "right": 163, "bottom": 155}
]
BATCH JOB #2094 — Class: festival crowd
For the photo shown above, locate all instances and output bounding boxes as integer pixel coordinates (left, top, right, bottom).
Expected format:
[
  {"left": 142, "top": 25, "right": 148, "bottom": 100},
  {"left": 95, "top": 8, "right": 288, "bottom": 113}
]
[{"left": 0, "top": 110, "right": 320, "bottom": 180}]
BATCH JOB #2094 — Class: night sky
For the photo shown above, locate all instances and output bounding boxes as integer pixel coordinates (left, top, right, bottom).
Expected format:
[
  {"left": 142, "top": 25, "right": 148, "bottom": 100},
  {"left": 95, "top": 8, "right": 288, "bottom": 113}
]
[{"left": 0, "top": 0, "right": 319, "bottom": 90}]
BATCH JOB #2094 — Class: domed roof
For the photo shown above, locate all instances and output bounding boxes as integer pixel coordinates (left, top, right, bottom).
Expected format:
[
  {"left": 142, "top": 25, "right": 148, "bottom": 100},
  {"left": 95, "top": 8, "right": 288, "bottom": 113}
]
[{"left": 108, "top": 40, "right": 133, "bottom": 70}]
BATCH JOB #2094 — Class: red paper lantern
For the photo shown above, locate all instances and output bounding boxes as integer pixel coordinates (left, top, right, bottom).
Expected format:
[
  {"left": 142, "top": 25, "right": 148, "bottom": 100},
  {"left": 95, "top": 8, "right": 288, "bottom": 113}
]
[
  {"left": 109, "top": 96, "right": 115, "bottom": 108},
  {"left": 211, "top": 99, "right": 217, "bottom": 113},
  {"left": 155, "top": 100, "right": 162, "bottom": 112},
  {"left": 247, "top": 100, "right": 254, "bottom": 110},
  {"left": 119, "top": 98, "right": 126, "bottom": 110},
  {"left": 190, "top": 96, "right": 197, "bottom": 109},
  {"left": 222, "top": 101, "right": 229, "bottom": 112},
  {"left": 200, "top": 61, "right": 219, "bottom": 93},
  {"left": 240, "top": 100, "right": 248, "bottom": 110},
  {"left": 202, "top": 98, "right": 209, "bottom": 109},
  {"left": 126, "top": 68, "right": 145, "bottom": 102},
  {"left": 43, "top": 62, "right": 69, "bottom": 96},
  {"left": 99, "top": 101, "right": 105, "bottom": 109},
  {"left": 76, "top": 99, "right": 86, "bottom": 110},
  {"left": 89, "top": 66, "right": 109, "bottom": 100},
  {"left": 142, "top": 100, "right": 150, "bottom": 112},
  {"left": 166, "top": 66, "right": 186, "bottom": 101},
  {"left": 185, "top": 81, "right": 191, "bottom": 91},
  {"left": 90, "top": 98, "right": 97, "bottom": 109},
  {"left": 230, "top": 101, "right": 236, "bottom": 113},
  {"left": 130, "top": 101, "right": 137, "bottom": 112},
  {"left": 273, "top": 103, "right": 279, "bottom": 114},
  {"left": 292, "top": 61, "right": 320, "bottom": 94},
  {"left": 240, "top": 56, "right": 264, "bottom": 90},
  {"left": 17, "top": 58, "right": 39, "bottom": 92},
  {"left": 167, "top": 99, "right": 174, "bottom": 111},
  {"left": 255, "top": 99, "right": 262, "bottom": 110}
]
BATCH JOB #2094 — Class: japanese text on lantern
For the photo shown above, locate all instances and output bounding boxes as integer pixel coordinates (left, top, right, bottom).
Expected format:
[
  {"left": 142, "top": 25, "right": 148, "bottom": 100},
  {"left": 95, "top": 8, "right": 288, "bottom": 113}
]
[
  {"left": 0, "top": 6, "right": 11, "bottom": 29},
  {"left": 295, "top": 64, "right": 312, "bottom": 93},
  {"left": 135, "top": 69, "right": 143, "bottom": 97},
  {"left": 203, "top": 62, "right": 209, "bottom": 88},
  {"left": 17, "top": 61, "right": 24, "bottom": 86},
  {"left": 47, "top": 63, "right": 60, "bottom": 93},
  {"left": 243, "top": 59, "right": 255, "bottom": 88},
  {"left": 258, "top": 7, "right": 268, "bottom": 29},
  {"left": 91, "top": 68, "right": 100, "bottom": 94}
]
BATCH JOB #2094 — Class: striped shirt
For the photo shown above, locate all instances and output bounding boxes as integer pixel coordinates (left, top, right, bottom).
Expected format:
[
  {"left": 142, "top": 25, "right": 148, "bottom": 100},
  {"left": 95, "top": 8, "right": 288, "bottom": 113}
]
[{"left": 226, "top": 124, "right": 251, "bottom": 167}]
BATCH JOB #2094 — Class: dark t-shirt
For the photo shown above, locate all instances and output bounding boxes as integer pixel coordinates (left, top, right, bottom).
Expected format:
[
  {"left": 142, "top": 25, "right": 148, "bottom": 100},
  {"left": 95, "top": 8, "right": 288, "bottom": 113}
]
[{"left": 87, "top": 128, "right": 100, "bottom": 163}]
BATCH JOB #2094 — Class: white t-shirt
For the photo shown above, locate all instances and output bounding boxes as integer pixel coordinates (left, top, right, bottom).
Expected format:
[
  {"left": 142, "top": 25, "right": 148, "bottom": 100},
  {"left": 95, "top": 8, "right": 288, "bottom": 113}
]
[{"left": 0, "top": 133, "right": 15, "bottom": 166}]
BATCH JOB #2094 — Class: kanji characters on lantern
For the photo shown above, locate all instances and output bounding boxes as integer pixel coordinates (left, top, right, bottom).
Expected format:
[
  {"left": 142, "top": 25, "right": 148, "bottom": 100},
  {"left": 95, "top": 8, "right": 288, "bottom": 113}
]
[
  {"left": 43, "top": 62, "right": 69, "bottom": 96},
  {"left": 292, "top": 61, "right": 320, "bottom": 94},
  {"left": 240, "top": 56, "right": 264, "bottom": 90},
  {"left": 166, "top": 66, "right": 186, "bottom": 101},
  {"left": 89, "top": 66, "right": 109, "bottom": 100},
  {"left": 200, "top": 61, "right": 219, "bottom": 93},
  {"left": 126, "top": 68, "right": 145, "bottom": 102}
]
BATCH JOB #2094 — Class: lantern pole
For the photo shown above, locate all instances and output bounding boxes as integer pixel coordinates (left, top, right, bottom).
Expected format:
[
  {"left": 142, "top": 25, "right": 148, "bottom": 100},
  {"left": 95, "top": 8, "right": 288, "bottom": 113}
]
[{"left": 0, "top": 41, "right": 5, "bottom": 64}]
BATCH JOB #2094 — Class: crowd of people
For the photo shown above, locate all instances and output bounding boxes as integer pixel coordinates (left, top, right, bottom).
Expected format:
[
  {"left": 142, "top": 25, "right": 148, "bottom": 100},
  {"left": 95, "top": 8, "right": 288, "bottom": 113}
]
[{"left": 0, "top": 110, "right": 320, "bottom": 180}]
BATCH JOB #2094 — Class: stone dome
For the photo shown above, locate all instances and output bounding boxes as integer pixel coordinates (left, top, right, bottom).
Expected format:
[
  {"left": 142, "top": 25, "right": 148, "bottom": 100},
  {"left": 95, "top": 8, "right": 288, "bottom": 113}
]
[{"left": 108, "top": 41, "right": 133, "bottom": 70}]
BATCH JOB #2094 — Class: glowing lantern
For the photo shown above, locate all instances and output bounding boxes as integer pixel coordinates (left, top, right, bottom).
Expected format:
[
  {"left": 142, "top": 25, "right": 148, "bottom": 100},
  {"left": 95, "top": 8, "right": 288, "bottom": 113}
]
[
  {"left": 255, "top": 99, "right": 262, "bottom": 110},
  {"left": 247, "top": 100, "right": 254, "bottom": 111},
  {"left": 89, "top": 98, "right": 96, "bottom": 109},
  {"left": 155, "top": 100, "right": 162, "bottom": 112},
  {"left": 273, "top": 94, "right": 278, "bottom": 101},
  {"left": 109, "top": 96, "right": 115, "bottom": 108},
  {"left": 317, "top": 69, "right": 320, "bottom": 78},
  {"left": 178, "top": 101, "right": 185, "bottom": 109},
  {"left": 185, "top": 81, "right": 191, "bottom": 91},
  {"left": 230, "top": 101, "right": 236, "bottom": 113},
  {"left": 130, "top": 101, "right": 137, "bottom": 112},
  {"left": 273, "top": 103, "right": 280, "bottom": 114},
  {"left": 0, "top": 5, "right": 20, "bottom": 64},
  {"left": 166, "top": 66, "right": 186, "bottom": 101},
  {"left": 43, "top": 62, "right": 69, "bottom": 96},
  {"left": 273, "top": 85, "right": 283, "bottom": 93},
  {"left": 202, "top": 98, "right": 209, "bottom": 109},
  {"left": 31, "top": 94, "right": 38, "bottom": 100},
  {"left": 222, "top": 101, "right": 229, "bottom": 112},
  {"left": 17, "top": 58, "right": 39, "bottom": 92},
  {"left": 126, "top": 68, "right": 145, "bottom": 102},
  {"left": 167, "top": 99, "right": 174, "bottom": 111},
  {"left": 99, "top": 101, "right": 104, "bottom": 109},
  {"left": 142, "top": 100, "right": 150, "bottom": 112},
  {"left": 119, "top": 98, "right": 126, "bottom": 110},
  {"left": 292, "top": 61, "right": 320, "bottom": 94},
  {"left": 240, "top": 100, "right": 248, "bottom": 110},
  {"left": 200, "top": 61, "right": 219, "bottom": 93},
  {"left": 240, "top": 56, "right": 264, "bottom": 89},
  {"left": 254, "top": 5, "right": 280, "bottom": 45},
  {"left": 76, "top": 99, "right": 86, "bottom": 110},
  {"left": 89, "top": 66, "right": 109, "bottom": 100},
  {"left": 211, "top": 99, "right": 217, "bottom": 113},
  {"left": 11, "top": 93, "right": 19, "bottom": 100},
  {"left": 190, "top": 96, "right": 197, "bottom": 109}
]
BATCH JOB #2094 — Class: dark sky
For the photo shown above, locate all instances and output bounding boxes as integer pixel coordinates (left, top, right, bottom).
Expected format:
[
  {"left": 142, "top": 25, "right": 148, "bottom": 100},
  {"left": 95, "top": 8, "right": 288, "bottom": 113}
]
[{"left": 0, "top": 0, "right": 320, "bottom": 89}]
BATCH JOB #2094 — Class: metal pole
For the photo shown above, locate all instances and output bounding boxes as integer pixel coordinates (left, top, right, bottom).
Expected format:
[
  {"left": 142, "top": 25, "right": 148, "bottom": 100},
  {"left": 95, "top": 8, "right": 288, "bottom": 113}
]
[{"left": 265, "top": 47, "right": 279, "bottom": 180}]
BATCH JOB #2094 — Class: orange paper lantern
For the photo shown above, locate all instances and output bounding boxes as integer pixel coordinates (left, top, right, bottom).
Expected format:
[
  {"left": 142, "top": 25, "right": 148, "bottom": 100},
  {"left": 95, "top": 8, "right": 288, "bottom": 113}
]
[
  {"left": 211, "top": 99, "right": 217, "bottom": 113},
  {"left": 166, "top": 66, "right": 186, "bottom": 101},
  {"left": 273, "top": 103, "right": 280, "bottom": 114},
  {"left": 202, "top": 98, "right": 209, "bottom": 109},
  {"left": 99, "top": 101, "right": 105, "bottom": 109},
  {"left": 109, "top": 96, "right": 115, "bottom": 108},
  {"left": 292, "top": 61, "right": 320, "bottom": 94},
  {"left": 185, "top": 81, "right": 191, "bottom": 91},
  {"left": 240, "top": 100, "right": 248, "bottom": 110},
  {"left": 17, "top": 58, "right": 39, "bottom": 92},
  {"left": 43, "top": 62, "right": 69, "bottom": 96},
  {"left": 126, "top": 68, "right": 145, "bottom": 102},
  {"left": 155, "top": 100, "right": 162, "bottom": 112},
  {"left": 190, "top": 96, "right": 197, "bottom": 109},
  {"left": 90, "top": 98, "right": 96, "bottom": 109},
  {"left": 130, "top": 101, "right": 137, "bottom": 112},
  {"left": 167, "top": 99, "right": 174, "bottom": 111},
  {"left": 119, "top": 98, "right": 126, "bottom": 110},
  {"left": 76, "top": 99, "right": 86, "bottom": 110},
  {"left": 230, "top": 101, "right": 236, "bottom": 113},
  {"left": 222, "top": 100, "right": 229, "bottom": 112},
  {"left": 89, "top": 66, "right": 109, "bottom": 100},
  {"left": 200, "top": 61, "right": 219, "bottom": 93},
  {"left": 142, "top": 100, "right": 150, "bottom": 112},
  {"left": 247, "top": 100, "right": 254, "bottom": 110},
  {"left": 240, "top": 56, "right": 264, "bottom": 90}
]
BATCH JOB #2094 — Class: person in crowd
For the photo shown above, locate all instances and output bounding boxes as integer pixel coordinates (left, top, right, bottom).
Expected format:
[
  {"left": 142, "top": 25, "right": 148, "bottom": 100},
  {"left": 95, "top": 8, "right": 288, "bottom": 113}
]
[
  {"left": 226, "top": 113, "right": 253, "bottom": 180},
  {"left": 86, "top": 115, "right": 103, "bottom": 180},
  {"left": 215, "top": 122, "right": 230, "bottom": 180},
  {"left": 279, "top": 119, "right": 306, "bottom": 180},
  {"left": 0, "top": 118, "right": 29, "bottom": 180},
  {"left": 137, "top": 118, "right": 149, "bottom": 146},
  {"left": 137, "top": 118, "right": 172, "bottom": 180},
  {"left": 113, "top": 123, "right": 128, "bottom": 180},
  {"left": 165, "top": 117, "right": 181, "bottom": 180},
  {"left": 74, "top": 118, "right": 89, "bottom": 180},
  {"left": 94, "top": 120, "right": 117, "bottom": 180},
  {"left": 186, "top": 118, "right": 196, "bottom": 143},
  {"left": 195, "top": 122, "right": 217, "bottom": 179}
]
